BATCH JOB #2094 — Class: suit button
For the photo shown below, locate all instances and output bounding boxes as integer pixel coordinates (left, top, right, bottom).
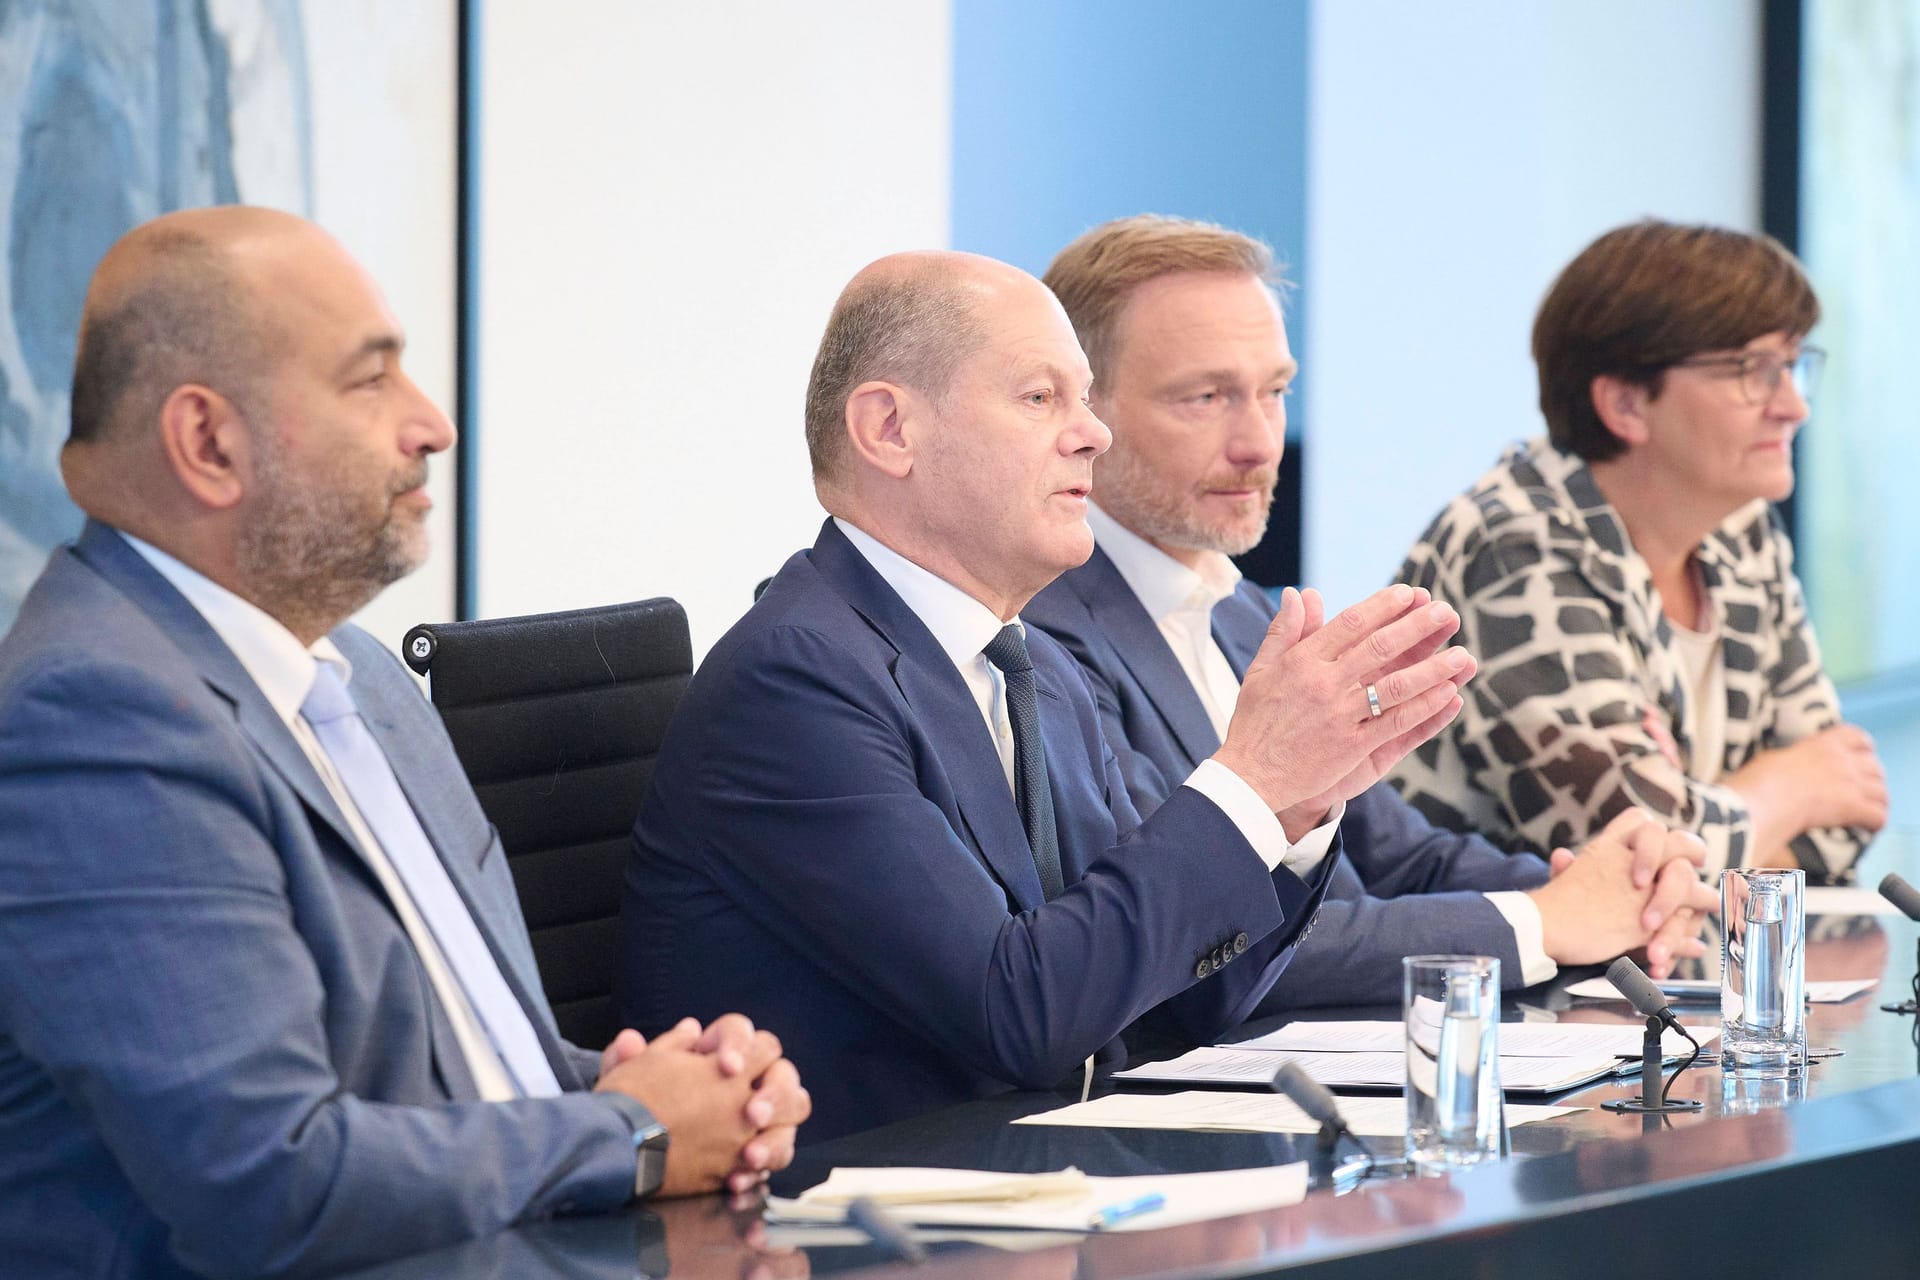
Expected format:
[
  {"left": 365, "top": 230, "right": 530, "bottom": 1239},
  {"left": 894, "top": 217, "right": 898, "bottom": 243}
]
[
  {"left": 1195, "top": 958, "right": 1210, "bottom": 978},
  {"left": 1233, "top": 932, "right": 1249, "bottom": 955}
]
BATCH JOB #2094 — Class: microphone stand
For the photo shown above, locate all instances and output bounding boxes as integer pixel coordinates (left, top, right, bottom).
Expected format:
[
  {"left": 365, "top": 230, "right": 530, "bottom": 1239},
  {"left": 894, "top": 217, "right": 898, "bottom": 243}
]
[
  {"left": 1877, "top": 938, "right": 1919, "bottom": 1017},
  {"left": 1305, "top": 1119, "right": 1376, "bottom": 1192},
  {"left": 1601, "top": 1014, "right": 1704, "bottom": 1114}
]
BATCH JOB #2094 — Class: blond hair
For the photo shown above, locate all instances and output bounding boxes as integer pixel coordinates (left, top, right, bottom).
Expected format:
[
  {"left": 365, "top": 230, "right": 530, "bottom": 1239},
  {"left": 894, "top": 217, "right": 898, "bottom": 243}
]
[{"left": 1043, "top": 214, "right": 1280, "bottom": 381}]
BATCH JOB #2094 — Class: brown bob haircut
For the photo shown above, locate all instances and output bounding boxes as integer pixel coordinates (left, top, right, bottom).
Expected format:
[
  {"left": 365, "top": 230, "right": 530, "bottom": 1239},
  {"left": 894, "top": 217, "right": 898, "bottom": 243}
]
[{"left": 1533, "top": 219, "right": 1819, "bottom": 462}]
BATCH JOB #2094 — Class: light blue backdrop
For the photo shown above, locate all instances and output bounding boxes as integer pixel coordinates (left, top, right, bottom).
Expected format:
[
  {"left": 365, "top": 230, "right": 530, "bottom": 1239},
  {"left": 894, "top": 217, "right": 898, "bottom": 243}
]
[{"left": 949, "top": 0, "right": 1311, "bottom": 442}]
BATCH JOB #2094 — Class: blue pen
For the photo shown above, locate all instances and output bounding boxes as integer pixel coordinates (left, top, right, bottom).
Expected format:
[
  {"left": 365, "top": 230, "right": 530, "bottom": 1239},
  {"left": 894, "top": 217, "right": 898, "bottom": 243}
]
[{"left": 1088, "top": 1192, "right": 1166, "bottom": 1230}]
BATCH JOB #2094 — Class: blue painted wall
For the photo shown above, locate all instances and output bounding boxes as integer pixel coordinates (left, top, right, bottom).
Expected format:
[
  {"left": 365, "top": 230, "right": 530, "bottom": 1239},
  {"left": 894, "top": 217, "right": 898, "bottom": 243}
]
[{"left": 950, "top": 0, "right": 1311, "bottom": 438}]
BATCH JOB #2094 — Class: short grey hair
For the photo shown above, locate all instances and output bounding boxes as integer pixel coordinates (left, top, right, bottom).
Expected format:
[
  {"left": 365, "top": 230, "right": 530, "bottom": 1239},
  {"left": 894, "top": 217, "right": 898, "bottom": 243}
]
[{"left": 803, "top": 263, "right": 987, "bottom": 482}]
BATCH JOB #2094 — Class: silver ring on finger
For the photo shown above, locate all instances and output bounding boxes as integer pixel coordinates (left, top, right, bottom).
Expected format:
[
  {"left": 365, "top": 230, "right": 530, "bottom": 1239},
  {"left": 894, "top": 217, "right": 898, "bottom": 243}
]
[{"left": 1365, "top": 683, "right": 1383, "bottom": 718}]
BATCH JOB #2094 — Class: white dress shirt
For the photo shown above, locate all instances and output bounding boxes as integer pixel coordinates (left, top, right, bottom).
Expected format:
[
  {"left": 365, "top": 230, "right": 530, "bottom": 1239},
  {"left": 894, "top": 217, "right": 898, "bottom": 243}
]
[
  {"left": 834, "top": 517, "right": 1323, "bottom": 876},
  {"left": 124, "top": 534, "right": 522, "bottom": 1100},
  {"left": 1086, "top": 505, "right": 1553, "bottom": 984}
]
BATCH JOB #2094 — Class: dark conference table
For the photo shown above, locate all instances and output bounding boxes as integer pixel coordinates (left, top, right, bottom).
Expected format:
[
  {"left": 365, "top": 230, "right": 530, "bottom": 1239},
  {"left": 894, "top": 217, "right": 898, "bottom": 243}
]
[{"left": 343, "top": 906, "right": 1920, "bottom": 1278}]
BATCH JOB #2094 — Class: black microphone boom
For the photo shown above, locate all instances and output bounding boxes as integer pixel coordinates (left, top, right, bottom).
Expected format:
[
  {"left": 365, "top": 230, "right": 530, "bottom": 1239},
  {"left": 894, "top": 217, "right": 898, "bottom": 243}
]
[
  {"left": 1879, "top": 874, "right": 1920, "bottom": 923},
  {"left": 1273, "top": 1061, "right": 1346, "bottom": 1134},
  {"left": 1606, "top": 956, "right": 1682, "bottom": 1029},
  {"left": 1877, "top": 875, "right": 1920, "bottom": 1019}
]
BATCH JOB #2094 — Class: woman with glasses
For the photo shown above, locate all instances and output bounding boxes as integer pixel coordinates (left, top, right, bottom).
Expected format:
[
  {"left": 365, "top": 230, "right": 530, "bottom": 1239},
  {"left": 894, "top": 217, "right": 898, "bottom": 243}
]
[{"left": 1389, "top": 219, "right": 1884, "bottom": 884}]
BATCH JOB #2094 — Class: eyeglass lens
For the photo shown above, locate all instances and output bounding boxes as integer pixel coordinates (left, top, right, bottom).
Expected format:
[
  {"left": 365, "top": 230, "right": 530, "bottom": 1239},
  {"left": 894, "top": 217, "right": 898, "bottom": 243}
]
[{"left": 1744, "top": 349, "right": 1824, "bottom": 404}]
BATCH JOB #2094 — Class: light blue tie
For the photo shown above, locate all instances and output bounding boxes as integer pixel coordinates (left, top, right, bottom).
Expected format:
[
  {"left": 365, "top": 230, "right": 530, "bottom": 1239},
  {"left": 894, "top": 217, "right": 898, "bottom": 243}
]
[{"left": 302, "top": 664, "right": 560, "bottom": 1098}]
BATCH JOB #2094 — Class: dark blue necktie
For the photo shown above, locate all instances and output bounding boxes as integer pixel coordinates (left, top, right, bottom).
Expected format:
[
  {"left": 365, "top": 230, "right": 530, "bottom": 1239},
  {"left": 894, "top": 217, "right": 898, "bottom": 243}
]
[{"left": 983, "top": 625, "right": 1065, "bottom": 901}]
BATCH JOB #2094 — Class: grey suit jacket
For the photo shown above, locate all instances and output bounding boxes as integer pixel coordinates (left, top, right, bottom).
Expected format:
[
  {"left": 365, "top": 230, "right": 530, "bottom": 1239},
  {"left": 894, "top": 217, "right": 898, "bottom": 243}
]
[
  {"left": 1025, "top": 547, "right": 1551, "bottom": 1008},
  {"left": 0, "top": 522, "right": 638, "bottom": 1280}
]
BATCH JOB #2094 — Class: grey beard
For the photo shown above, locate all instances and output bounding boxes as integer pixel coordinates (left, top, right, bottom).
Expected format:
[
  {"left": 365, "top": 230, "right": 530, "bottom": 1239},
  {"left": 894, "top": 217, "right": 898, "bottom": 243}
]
[{"left": 235, "top": 474, "right": 422, "bottom": 640}]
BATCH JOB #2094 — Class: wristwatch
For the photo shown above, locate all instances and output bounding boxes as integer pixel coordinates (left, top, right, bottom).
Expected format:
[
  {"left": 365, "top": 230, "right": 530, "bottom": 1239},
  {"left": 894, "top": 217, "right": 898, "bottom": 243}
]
[{"left": 603, "top": 1095, "right": 671, "bottom": 1199}]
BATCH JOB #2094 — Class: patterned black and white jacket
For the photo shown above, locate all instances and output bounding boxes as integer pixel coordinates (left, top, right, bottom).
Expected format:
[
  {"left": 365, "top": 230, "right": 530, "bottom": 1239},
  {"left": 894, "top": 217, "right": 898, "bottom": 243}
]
[{"left": 1388, "top": 436, "right": 1865, "bottom": 884}]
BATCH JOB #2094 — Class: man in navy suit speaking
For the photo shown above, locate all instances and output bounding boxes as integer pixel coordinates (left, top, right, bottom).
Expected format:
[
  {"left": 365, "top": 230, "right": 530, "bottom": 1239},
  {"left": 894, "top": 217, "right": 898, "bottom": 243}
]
[
  {"left": 1024, "top": 215, "right": 1717, "bottom": 1009},
  {"left": 0, "top": 207, "right": 807, "bottom": 1280},
  {"left": 621, "top": 251, "right": 1476, "bottom": 1139}
]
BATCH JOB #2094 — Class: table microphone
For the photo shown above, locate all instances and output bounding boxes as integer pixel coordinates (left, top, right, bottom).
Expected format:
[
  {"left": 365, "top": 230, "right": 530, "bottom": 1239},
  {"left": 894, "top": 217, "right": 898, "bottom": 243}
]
[
  {"left": 1600, "top": 957, "right": 1703, "bottom": 1114},
  {"left": 1272, "top": 1062, "right": 1377, "bottom": 1186},
  {"left": 1879, "top": 874, "right": 1920, "bottom": 922},
  {"left": 1607, "top": 956, "right": 1684, "bottom": 1031},
  {"left": 1878, "top": 875, "right": 1920, "bottom": 1019},
  {"left": 1273, "top": 1061, "right": 1349, "bottom": 1142}
]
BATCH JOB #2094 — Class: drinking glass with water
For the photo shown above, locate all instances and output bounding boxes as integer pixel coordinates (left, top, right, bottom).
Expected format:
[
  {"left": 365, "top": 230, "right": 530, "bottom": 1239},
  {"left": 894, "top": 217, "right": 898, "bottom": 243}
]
[
  {"left": 1403, "top": 955, "right": 1501, "bottom": 1170},
  {"left": 1721, "top": 868, "right": 1807, "bottom": 1076}
]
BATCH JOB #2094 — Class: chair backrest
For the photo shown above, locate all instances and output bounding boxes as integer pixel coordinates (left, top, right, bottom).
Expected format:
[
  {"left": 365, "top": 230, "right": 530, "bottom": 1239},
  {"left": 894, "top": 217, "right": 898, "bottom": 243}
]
[{"left": 402, "top": 597, "right": 692, "bottom": 1049}]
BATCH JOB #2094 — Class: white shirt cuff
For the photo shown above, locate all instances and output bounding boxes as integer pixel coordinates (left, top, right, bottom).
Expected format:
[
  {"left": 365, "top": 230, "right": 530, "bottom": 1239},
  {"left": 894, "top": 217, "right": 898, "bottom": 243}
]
[
  {"left": 1181, "top": 759, "right": 1344, "bottom": 876},
  {"left": 1485, "top": 891, "right": 1557, "bottom": 987}
]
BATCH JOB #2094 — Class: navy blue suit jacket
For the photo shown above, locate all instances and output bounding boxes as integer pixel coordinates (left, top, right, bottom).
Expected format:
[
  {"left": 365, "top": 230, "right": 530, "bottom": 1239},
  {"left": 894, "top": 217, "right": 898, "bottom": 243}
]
[
  {"left": 1024, "top": 546, "right": 1550, "bottom": 1008},
  {"left": 0, "top": 524, "right": 642, "bottom": 1280},
  {"left": 618, "top": 521, "right": 1336, "bottom": 1139}
]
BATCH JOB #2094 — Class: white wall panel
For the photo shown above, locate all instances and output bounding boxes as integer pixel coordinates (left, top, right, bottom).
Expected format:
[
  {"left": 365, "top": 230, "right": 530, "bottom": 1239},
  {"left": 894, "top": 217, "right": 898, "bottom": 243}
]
[
  {"left": 304, "top": 0, "right": 459, "bottom": 654},
  {"left": 474, "top": 1, "right": 952, "bottom": 654}
]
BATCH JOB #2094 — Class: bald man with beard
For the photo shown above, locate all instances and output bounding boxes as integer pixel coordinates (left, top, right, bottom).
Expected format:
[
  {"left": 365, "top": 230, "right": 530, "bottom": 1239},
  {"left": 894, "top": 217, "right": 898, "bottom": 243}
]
[{"left": 0, "top": 207, "right": 806, "bottom": 1280}]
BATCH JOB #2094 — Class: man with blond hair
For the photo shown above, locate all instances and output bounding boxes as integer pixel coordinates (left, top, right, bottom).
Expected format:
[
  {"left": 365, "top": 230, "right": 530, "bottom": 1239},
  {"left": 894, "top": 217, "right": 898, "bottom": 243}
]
[{"left": 1026, "top": 214, "right": 1716, "bottom": 1007}]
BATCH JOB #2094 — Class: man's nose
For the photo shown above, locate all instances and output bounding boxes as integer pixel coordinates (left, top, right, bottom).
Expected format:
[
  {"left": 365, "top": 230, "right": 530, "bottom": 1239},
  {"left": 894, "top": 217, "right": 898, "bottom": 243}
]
[
  {"left": 1225, "top": 396, "right": 1283, "bottom": 467},
  {"left": 1069, "top": 400, "right": 1112, "bottom": 456}
]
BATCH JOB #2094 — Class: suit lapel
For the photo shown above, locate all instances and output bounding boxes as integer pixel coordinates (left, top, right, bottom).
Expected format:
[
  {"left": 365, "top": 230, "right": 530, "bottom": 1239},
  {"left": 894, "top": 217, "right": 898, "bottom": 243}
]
[
  {"left": 1551, "top": 466, "right": 1694, "bottom": 755},
  {"left": 1697, "top": 524, "right": 1773, "bottom": 777},
  {"left": 76, "top": 525, "right": 507, "bottom": 1091},
  {"left": 811, "top": 521, "right": 1047, "bottom": 911},
  {"left": 1212, "top": 580, "right": 1276, "bottom": 681},
  {"left": 1073, "top": 548, "right": 1223, "bottom": 762},
  {"left": 348, "top": 647, "right": 585, "bottom": 1086},
  {"left": 73, "top": 523, "right": 372, "bottom": 863}
]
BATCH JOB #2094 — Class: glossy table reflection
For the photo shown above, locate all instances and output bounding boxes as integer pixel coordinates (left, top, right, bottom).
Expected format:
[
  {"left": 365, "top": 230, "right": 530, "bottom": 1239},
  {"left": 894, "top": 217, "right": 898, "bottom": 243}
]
[{"left": 340, "top": 911, "right": 1920, "bottom": 1277}]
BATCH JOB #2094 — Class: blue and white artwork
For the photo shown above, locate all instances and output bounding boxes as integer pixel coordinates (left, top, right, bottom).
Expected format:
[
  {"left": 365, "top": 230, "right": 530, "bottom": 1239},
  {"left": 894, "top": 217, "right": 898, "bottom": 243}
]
[{"left": 0, "top": 0, "right": 311, "bottom": 637}]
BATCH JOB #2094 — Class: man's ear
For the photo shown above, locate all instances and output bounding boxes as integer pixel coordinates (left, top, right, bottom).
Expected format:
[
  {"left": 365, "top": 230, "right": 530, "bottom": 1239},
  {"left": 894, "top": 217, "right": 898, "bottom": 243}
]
[
  {"left": 1589, "top": 373, "right": 1651, "bottom": 450},
  {"left": 156, "top": 384, "right": 250, "bottom": 510},
  {"left": 843, "top": 380, "right": 918, "bottom": 480}
]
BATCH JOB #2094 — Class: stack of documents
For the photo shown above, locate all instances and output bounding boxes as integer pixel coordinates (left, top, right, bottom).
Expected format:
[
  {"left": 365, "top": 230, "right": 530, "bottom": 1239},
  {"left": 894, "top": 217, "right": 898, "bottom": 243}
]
[
  {"left": 1013, "top": 1090, "right": 1581, "bottom": 1135},
  {"left": 765, "top": 1164, "right": 1309, "bottom": 1232},
  {"left": 1112, "top": 1019, "right": 1719, "bottom": 1095}
]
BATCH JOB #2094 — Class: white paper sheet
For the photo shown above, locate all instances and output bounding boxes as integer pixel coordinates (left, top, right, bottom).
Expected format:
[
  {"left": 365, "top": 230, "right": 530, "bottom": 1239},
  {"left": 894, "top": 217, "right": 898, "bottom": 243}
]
[
  {"left": 1805, "top": 885, "right": 1910, "bottom": 917},
  {"left": 1114, "top": 1046, "right": 1624, "bottom": 1093},
  {"left": 1014, "top": 1090, "right": 1581, "bottom": 1136},
  {"left": 1563, "top": 975, "right": 1878, "bottom": 1004},
  {"left": 1238, "top": 1019, "right": 1716, "bottom": 1059},
  {"left": 766, "top": 1163, "right": 1310, "bottom": 1232}
]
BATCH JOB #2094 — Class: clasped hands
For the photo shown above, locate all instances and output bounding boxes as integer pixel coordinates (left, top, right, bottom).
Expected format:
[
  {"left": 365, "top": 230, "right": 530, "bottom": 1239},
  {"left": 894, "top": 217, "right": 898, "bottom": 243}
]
[
  {"left": 594, "top": 1014, "right": 811, "bottom": 1198},
  {"left": 1535, "top": 808, "right": 1718, "bottom": 976},
  {"left": 1213, "top": 583, "right": 1473, "bottom": 840}
]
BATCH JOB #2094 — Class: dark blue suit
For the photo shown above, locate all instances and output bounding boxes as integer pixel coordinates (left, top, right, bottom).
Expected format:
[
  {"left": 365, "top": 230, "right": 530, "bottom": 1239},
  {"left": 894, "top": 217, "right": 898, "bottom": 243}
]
[
  {"left": 618, "top": 521, "right": 1336, "bottom": 1139},
  {"left": 1024, "top": 546, "right": 1550, "bottom": 1008},
  {"left": 0, "top": 524, "right": 642, "bottom": 1280}
]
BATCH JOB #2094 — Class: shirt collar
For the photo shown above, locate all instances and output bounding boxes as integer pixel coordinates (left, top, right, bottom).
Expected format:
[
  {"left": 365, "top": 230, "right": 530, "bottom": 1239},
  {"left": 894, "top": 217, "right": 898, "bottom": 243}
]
[
  {"left": 120, "top": 531, "right": 351, "bottom": 724},
  {"left": 1087, "top": 501, "right": 1241, "bottom": 624},
  {"left": 832, "top": 517, "right": 1013, "bottom": 670}
]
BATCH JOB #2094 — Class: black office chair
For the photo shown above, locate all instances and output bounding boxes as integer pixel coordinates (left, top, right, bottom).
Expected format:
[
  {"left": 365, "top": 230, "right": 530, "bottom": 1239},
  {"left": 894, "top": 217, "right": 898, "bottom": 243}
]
[{"left": 402, "top": 597, "right": 692, "bottom": 1049}]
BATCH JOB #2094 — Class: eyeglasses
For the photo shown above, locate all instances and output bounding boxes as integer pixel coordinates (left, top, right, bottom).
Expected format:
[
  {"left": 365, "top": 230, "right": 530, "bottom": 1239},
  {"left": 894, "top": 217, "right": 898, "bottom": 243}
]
[{"left": 1670, "top": 345, "right": 1826, "bottom": 406}]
